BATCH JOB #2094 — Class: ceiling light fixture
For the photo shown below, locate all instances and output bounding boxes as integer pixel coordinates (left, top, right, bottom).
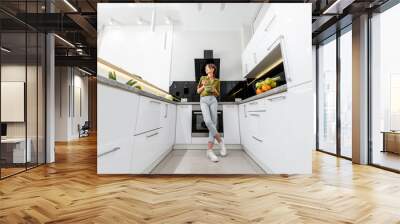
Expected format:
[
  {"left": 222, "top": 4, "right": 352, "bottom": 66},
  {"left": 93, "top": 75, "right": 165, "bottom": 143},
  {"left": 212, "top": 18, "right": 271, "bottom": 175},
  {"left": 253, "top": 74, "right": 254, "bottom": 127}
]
[
  {"left": 197, "top": 3, "right": 202, "bottom": 11},
  {"left": 137, "top": 17, "right": 144, "bottom": 25},
  {"left": 151, "top": 8, "right": 156, "bottom": 32},
  {"left": 165, "top": 16, "right": 171, "bottom": 25},
  {"left": 63, "top": 0, "right": 78, "bottom": 12},
  {"left": 54, "top": 34, "right": 75, "bottom": 48},
  {"left": 1, "top": 47, "right": 11, "bottom": 53},
  {"left": 220, "top": 3, "right": 226, "bottom": 11}
]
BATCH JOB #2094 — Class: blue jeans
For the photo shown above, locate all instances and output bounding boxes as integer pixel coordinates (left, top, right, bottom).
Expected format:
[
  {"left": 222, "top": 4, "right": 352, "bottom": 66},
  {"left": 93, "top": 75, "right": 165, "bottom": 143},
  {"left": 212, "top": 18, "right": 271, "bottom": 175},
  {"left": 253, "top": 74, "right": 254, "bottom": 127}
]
[{"left": 200, "top": 96, "right": 218, "bottom": 143}]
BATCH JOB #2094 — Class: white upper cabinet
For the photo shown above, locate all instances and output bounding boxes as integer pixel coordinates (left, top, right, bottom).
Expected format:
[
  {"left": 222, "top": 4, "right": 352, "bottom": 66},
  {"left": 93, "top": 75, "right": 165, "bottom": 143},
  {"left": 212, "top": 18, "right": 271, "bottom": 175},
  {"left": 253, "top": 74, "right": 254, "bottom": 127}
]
[{"left": 241, "top": 5, "right": 312, "bottom": 87}]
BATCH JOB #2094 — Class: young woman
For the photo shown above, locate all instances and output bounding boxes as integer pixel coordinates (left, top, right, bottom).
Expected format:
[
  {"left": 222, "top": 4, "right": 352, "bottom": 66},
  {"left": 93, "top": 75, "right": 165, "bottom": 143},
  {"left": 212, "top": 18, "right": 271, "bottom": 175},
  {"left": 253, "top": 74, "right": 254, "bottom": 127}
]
[{"left": 197, "top": 63, "right": 227, "bottom": 162}]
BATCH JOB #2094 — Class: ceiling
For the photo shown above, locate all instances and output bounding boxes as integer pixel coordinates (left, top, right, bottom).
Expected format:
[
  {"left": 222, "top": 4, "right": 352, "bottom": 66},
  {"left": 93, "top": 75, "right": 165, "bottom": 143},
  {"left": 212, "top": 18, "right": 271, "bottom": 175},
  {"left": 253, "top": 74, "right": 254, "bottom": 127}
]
[
  {"left": 98, "top": 3, "right": 263, "bottom": 31},
  {"left": 1, "top": 0, "right": 395, "bottom": 73}
]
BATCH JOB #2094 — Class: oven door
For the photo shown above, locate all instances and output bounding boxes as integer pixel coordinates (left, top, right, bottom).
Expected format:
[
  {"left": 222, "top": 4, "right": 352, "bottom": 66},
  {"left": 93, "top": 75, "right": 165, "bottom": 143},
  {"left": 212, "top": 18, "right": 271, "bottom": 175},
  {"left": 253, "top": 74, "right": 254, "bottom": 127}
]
[{"left": 192, "top": 110, "right": 223, "bottom": 137}]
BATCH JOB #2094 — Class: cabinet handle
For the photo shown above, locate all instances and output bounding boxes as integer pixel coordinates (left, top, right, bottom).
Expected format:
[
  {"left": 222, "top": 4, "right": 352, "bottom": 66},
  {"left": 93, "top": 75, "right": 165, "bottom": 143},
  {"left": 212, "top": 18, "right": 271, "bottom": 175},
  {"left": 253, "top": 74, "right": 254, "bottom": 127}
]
[
  {"left": 249, "top": 101, "right": 258, "bottom": 105},
  {"left": 264, "top": 14, "right": 276, "bottom": 32},
  {"left": 249, "top": 113, "right": 260, "bottom": 117},
  {"left": 98, "top": 147, "right": 121, "bottom": 158},
  {"left": 165, "top": 104, "right": 168, "bottom": 118},
  {"left": 268, "top": 35, "right": 283, "bottom": 51},
  {"left": 268, "top": 95, "right": 286, "bottom": 102},
  {"left": 146, "top": 132, "right": 159, "bottom": 138},
  {"left": 150, "top": 100, "right": 161, "bottom": 104},
  {"left": 252, "top": 136, "right": 263, "bottom": 142},
  {"left": 247, "top": 109, "right": 266, "bottom": 113}
]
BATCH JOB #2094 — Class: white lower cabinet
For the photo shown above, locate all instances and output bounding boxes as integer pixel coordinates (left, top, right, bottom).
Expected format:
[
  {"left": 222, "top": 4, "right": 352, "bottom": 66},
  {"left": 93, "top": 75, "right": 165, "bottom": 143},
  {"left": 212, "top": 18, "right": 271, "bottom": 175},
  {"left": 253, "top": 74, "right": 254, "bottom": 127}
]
[
  {"left": 175, "top": 105, "right": 192, "bottom": 144},
  {"left": 222, "top": 105, "right": 240, "bottom": 144},
  {"left": 135, "top": 96, "right": 162, "bottom": 135},
  {"left": 97, "top": 84, "right": 139, "bottom": 174},
  {"left": 131, "top": 129, "right": 161, "bottom": 173},
  {"left": 239, "top": 85, "right": 313, "bottom": 174},
  {"left": 132, "top": 102, "right": 177, "bottom": 174}
]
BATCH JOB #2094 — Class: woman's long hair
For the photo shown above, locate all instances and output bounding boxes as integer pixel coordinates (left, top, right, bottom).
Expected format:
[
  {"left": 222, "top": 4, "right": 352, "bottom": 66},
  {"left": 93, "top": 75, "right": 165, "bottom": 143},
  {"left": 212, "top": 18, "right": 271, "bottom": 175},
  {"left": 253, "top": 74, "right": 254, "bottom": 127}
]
[{"left": 205, "top": 63, "right": 217, "bottom": 77}]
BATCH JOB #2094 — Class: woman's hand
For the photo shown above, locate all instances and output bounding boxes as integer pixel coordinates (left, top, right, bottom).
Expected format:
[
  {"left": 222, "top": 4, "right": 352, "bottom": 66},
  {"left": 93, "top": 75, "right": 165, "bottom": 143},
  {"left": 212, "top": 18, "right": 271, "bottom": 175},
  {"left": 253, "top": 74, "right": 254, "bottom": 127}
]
[{"left": 197, "top": 85, "right": 205, "bottom": 94}]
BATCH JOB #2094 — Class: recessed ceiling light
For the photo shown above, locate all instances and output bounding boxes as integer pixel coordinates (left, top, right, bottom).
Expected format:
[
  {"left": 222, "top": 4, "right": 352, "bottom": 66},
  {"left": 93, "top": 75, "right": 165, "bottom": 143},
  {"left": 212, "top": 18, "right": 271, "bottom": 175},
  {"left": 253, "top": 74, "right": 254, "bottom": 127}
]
[
  {"left": 197, "top": 3, "right": 202, "bottom": 11},
  {"left": 165, "top": 16, "right": 172, "bottom": 25},
  {"left": 220, "top": 3, "right": 226, "bottom": 11},
  {"left": 41, "top": 5, "right": 46, "bottom": 10},
  {"left": 137, "top": 17, "right": 144, "bottom": 25}
]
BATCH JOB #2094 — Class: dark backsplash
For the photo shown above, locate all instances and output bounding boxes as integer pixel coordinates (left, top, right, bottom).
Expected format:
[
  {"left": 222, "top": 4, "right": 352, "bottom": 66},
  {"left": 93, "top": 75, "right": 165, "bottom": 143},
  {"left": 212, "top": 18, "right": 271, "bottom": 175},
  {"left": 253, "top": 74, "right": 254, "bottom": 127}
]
[{"left": 169, "top": 80, "right": 252, "bottom": 102}]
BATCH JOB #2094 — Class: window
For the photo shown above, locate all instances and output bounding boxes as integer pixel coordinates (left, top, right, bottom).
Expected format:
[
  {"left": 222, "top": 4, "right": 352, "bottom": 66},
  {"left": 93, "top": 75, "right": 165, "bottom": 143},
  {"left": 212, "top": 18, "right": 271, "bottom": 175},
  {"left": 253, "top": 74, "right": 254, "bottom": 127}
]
[
  {"left": 339, "top": 28, "right": 352, "bottom": 158},
  {"left": 370, "top": 3, "right": 400, "bottom": 171},
  {"left": 318, "top": 36, "right": 337, "bottom": 154}
]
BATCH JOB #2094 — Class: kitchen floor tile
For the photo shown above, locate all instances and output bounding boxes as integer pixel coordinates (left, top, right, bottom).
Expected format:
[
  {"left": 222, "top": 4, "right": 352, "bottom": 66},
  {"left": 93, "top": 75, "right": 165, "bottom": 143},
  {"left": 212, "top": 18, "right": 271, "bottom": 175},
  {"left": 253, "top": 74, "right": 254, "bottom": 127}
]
[{"left": 151, "top": 149, "right": 265, "bottom": 174}]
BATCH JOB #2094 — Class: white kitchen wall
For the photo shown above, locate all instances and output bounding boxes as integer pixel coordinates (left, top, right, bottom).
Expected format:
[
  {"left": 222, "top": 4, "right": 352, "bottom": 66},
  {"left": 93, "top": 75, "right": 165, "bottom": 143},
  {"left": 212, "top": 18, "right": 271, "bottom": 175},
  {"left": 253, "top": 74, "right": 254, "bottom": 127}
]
[
  {"left": 170, "top": 29, "right": 243, "bottom": 82},
  {"left": 98, "top": 25, "right": 173, "bottom": 91}
]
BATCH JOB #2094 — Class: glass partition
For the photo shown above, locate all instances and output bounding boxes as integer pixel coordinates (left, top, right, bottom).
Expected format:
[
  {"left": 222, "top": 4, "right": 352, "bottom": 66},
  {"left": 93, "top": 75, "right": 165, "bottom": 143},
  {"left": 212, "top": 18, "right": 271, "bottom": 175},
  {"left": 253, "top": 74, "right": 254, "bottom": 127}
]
[
  {"left": 0, "top": 2, "right": 46, "bottom": 179},
  {"left": 1, "top": 31, "right": 28, "bottom": 177},
  {"left": 317, "top": 36, "right": 337, "bottom": 155},
  {"left": 370, "top": 3, "right": 400, "bottom": 171},
  {"left": 339, "top": 28, "right": 352, "bottom": 158}
]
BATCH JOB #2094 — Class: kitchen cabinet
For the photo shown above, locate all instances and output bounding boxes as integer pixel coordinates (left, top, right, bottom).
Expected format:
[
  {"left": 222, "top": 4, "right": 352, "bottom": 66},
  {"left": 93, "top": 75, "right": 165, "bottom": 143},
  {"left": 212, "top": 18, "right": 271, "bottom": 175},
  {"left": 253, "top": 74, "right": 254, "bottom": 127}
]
[
  {"left": 175, "top": 105, "right": 192, "bottom": 144},
  {"left": 222, "top": 105, "right": 240, "bottom": 144},
  {"left": 131, "top": 128, "right": 161, "bottom": 173},
  {"left": 97, "top": 84, "right": 139, "bottom": 174},
  {"left": 238, "top": 83, "right": 313, "bottom": 174},
  {"left": 135, "top": 96, "right": 162, "bottom": 135},
  {"left": 131, "top": 100, "right": 176, "bottom": 174},
  {"left": 241, "top": 5, "right": 312, "bottom": 88},
  {"left": 168, "top": 104, "right": 177, "bottom": 148}
]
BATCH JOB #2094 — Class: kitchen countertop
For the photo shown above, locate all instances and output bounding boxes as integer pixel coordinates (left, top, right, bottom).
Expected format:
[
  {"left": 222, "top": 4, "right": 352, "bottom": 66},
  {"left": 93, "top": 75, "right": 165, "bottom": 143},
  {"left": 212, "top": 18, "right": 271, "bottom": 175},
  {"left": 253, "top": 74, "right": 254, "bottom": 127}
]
[
  {"left": 98, "top": 76, "right": 287, "bottom": 106},
  {"left": 237, "top": 84, "right": 287, "bottom": 104},
  {"left": 97, "top": 76, "right": 179, "bottom": 104}
]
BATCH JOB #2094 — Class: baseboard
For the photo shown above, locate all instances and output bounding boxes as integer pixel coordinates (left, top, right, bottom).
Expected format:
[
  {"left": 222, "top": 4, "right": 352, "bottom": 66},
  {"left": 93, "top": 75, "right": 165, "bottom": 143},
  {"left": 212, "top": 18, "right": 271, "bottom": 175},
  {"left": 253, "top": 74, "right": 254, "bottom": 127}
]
[
  {"left": 242, "top": 146, "right": 272, "bottom": 174},
  {"left": 173, "top": 144, "right": 243, "bottom": 150},
  {"left": 144, "top": 146, "right": 174, "bottom": 174}
]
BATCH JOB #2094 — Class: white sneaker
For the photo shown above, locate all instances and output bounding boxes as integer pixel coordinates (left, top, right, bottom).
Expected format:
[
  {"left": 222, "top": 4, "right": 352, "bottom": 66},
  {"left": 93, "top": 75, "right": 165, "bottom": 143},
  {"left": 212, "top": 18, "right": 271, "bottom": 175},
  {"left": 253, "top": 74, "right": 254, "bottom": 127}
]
[
  {"left": 207, "top": 150, "right": 219, "bottom": 162},
  {"left": 219, "top": 138, "right": 227, "bottom": 157}
]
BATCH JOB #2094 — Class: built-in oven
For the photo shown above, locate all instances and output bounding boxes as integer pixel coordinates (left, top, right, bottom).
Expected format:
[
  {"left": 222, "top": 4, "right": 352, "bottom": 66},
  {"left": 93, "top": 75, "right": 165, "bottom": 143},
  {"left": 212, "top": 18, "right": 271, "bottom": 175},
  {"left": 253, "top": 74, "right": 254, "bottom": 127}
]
[{"left": 191, "top": 105, "right": 223, "bottom": 137}]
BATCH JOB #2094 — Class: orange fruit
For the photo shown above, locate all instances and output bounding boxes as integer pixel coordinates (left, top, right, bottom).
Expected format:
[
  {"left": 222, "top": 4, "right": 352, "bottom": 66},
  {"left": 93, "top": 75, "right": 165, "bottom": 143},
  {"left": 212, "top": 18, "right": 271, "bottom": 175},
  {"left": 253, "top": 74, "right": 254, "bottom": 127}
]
[
  {"left": 256, "top": 88, "right": 263, "bottom": 95},
  {"left": 261, "top": 84, "right": 271, "bottom": 92}
]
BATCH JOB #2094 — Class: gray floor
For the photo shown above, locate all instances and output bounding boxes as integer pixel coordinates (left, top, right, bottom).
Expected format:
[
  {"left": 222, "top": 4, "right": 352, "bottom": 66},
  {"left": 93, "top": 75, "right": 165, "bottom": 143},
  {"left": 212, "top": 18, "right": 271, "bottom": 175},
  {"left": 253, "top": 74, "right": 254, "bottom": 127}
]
[{"left": 151, "top": 149, "right": 265, "bottom": 174}]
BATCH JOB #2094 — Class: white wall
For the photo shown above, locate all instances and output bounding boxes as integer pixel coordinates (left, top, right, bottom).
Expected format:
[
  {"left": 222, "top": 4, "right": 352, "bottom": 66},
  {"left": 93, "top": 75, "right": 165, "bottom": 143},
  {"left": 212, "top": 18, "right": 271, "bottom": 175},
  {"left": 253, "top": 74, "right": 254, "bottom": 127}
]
[
  {"left": 98, "top": 25, "right": 173, "bottom": 91},
  {"left": 55, "top": 67, "right": 89, "bottom": 141},
  {"left": 170, "top": 29, "right": 243, "bottom": 82}
]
